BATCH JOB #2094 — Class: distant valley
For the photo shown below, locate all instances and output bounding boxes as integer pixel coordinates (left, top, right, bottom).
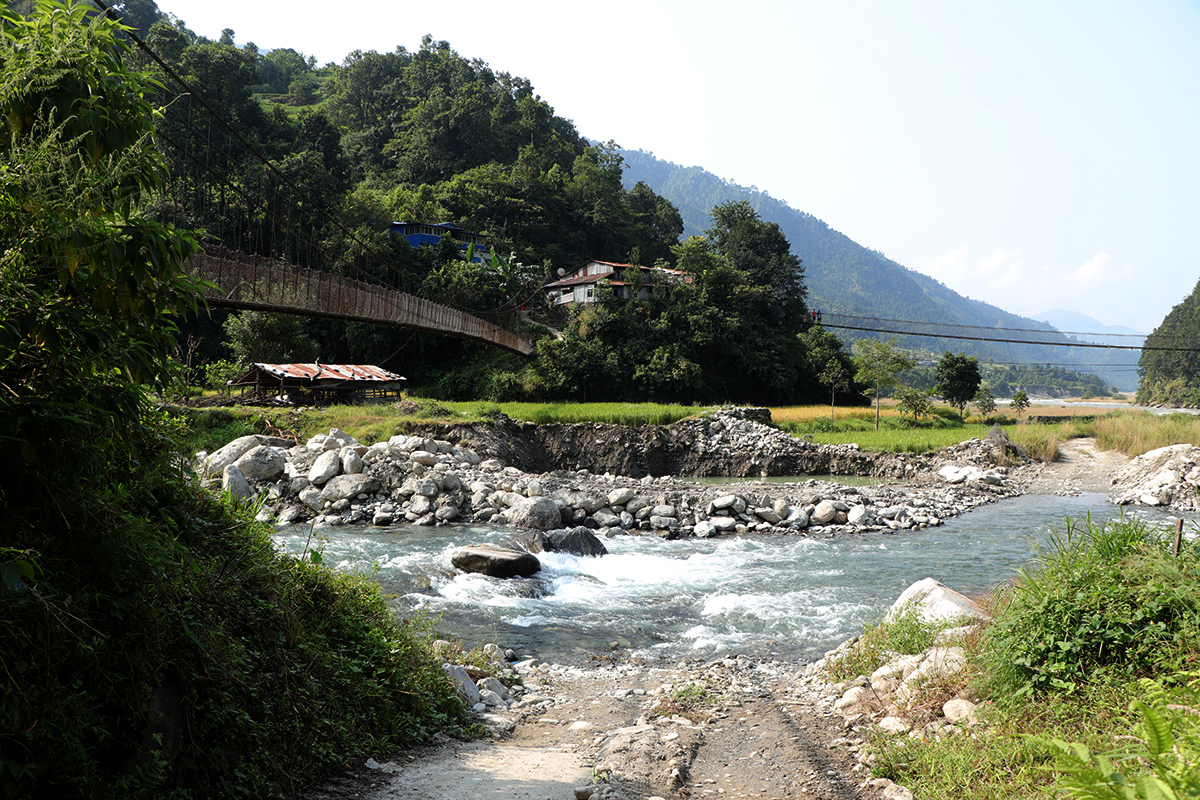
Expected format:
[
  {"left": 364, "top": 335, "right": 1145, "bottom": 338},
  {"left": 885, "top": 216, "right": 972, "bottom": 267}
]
[{"left": 618, "top": 148, "right": 1141, "bottom": 392}]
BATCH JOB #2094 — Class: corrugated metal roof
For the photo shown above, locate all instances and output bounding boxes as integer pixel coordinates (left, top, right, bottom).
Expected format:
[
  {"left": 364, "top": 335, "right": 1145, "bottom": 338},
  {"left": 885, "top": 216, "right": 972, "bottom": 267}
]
[
  {"left": 249, "top": 363, "right": 405, "bottom": 382},
  {"left": 547, "top": 262, "right": 692, "bottom": 288},
  {"left": 545, "top": 271, "right": 617, "bottom": 288}
]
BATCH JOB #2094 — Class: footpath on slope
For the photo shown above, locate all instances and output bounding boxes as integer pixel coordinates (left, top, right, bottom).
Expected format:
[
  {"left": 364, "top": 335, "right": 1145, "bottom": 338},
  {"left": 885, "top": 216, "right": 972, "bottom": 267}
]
[
  {"left": 1023, "top": 437, "right": 1131, "bottom": 495},
  {"left": 291, "top": 439, "right": 1131, "bottom": 800},
  {"left": 294, "top": 655, "right": 865, "bottom": 800}
]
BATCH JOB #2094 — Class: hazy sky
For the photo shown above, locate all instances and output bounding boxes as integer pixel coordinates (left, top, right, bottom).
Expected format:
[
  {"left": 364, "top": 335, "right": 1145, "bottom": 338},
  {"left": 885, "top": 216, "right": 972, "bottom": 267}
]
[{"left": 155, "top": 0, "right": 1200, "bottom": 333}]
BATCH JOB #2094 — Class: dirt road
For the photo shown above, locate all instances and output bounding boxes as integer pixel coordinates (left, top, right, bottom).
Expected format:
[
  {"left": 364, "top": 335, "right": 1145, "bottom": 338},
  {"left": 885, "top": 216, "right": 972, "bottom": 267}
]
[
  {"left": 1024, "top": 437, "right": 1130, "bottom": 495},
  {"left": 295, "top": 657, "right": 871, "bottom": 800}
]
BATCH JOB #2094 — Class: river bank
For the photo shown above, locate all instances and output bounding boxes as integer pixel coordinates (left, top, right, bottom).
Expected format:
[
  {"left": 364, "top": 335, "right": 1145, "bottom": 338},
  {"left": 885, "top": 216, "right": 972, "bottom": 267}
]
[
  {"left": 201, "top": 407, "right": 1040, "bottom": 547},
  {"left": 249, "top": 410, "right": 1165, "bottom": 800}
]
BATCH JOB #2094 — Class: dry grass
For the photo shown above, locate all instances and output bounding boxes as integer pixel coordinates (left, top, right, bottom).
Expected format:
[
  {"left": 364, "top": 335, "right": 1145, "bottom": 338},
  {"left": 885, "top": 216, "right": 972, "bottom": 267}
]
[
  {"left": 1094, "top": 409, "right": 1200, "bottom": 457},
  {"left": 1007, "top": 419, "right": 1096, "bottom": 462},
  {"left": 771, "top": 404, "right": 906, "bottom": 424}
]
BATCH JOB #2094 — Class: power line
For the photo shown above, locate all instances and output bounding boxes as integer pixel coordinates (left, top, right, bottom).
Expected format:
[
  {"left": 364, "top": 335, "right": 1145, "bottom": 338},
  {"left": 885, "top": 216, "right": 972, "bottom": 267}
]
[{"left": 820, "top": 314, "right": 1198, "bottom": 353}]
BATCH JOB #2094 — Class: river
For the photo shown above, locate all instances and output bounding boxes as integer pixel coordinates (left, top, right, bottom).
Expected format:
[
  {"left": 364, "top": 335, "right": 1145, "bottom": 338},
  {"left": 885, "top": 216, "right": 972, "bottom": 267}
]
[{"left": 274, "top": 494, "right": 1194, "bottom": 665}]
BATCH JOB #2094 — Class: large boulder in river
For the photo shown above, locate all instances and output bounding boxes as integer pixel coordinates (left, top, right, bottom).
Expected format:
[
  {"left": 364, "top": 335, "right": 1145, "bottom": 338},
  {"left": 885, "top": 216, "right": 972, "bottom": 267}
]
[
  {"left": 308, "top": 449, "right": 341, "bottom": 485},
  {"left": 319, "top": 474, "right": 380, "bottom": 503},
  {"left": 233, "top": 445, "right": 285, "bottom": 482},
  {"left": 507, "top": 496, "right": 562, "bottom": 531},
  {"left": 510, "top": 530, "right": 553, "bottom": 554},
  {"left": 451, "top": 545, "right": 541, "bottom": 578},
  {"left": 222, "top": 464, "right": 254, "bottom": 501},
  {"left": 547, "top": 527, "right": 608, "bottom": 557},
  {"left": 886, "top": 578, "right": 988, "bottom": 624},
  {"left": 202, "top": 435, "right": 267, "bottom": 478}
]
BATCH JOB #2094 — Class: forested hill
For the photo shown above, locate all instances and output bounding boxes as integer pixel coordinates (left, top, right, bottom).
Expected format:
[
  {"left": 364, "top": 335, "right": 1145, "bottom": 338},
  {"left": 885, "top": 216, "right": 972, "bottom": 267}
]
[
  {"left": 618, "top": 149, "right": 1139, "bottom": 390},
  {"left": 1137, "top": 278, "right": 1200, "bottom": 406}
]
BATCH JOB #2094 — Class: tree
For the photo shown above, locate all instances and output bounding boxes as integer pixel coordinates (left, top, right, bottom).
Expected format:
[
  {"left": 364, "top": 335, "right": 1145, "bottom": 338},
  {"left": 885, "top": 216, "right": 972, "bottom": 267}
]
[
  {"left": 1, "top": 0, "right": 201, "bottom": 473},
  {"left": 973, "top": 385, "right": 997, "bottom": 418},
  {"left": 222, "top": 311, "right": 319, "bottom": 364},
  {"left": 896, "top": 386, "right": 933, "bottom": 424},
  {"left": 801, "top": 326, "right": 854, "bottom": 420},
  {"left": 935, "top": 351, "right": 982, "bottom": 421},
  {"left": 705, "top": 200, "right": 807, "bottom": 328},
  {"left": 1137, "top": 277, "right": 1200, "bottom": 406},
  {"left": 819, "top": 359, "right": 851, "bottom": 420},
  {"left": 852, "top": 337, "right": 916, "bottom": 430},
  {"left": 1010, "top": 389, "right": 1030, "bottom": 420}
]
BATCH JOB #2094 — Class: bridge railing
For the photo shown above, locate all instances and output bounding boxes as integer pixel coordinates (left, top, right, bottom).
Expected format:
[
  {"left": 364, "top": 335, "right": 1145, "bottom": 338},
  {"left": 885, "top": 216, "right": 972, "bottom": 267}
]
[{"left": 186, "top": 245, "right": 532, "bottom": 355}]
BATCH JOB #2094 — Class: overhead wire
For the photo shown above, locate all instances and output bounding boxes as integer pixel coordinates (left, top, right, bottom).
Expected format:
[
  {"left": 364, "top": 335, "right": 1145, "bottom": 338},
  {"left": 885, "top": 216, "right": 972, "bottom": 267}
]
[{"left": 818, "top": 315, "right": 1197, "bottom": 353}]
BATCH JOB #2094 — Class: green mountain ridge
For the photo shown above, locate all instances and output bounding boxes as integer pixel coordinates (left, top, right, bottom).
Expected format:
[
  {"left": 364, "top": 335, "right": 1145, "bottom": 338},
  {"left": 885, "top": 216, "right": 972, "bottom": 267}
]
[{"left": 617, "top": 148, "right": 1139, "bottom": 391}]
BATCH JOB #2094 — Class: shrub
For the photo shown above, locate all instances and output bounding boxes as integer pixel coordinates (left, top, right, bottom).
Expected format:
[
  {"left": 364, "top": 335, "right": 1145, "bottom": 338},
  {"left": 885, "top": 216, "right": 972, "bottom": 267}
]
[
  {"left": 0, "top": 415, "right": 471, "bottom": 799},
  {"left": 203, "top": 359, "right": 243, "bottom": 391},
  {"left": 826, "top": 599, "right": 963, "bottom": 681},
  {"left": 982, "top": 516, "right": 1200, "bottom": 700}
]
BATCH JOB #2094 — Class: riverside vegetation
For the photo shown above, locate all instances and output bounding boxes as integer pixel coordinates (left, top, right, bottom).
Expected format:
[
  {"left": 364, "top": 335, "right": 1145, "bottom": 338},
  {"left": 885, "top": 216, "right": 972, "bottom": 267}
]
[
  {"left": 0, "top": 6, "right": 471, "bottom": 798},
  {"left": 823, "top": 516, "right": 1200, "bottom": 799}
]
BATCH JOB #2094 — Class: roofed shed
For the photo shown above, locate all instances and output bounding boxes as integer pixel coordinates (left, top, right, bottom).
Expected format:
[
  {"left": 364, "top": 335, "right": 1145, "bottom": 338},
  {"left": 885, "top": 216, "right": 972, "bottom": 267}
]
[{"left": 230, "top": 363, "right": 405, "bottom": 404}]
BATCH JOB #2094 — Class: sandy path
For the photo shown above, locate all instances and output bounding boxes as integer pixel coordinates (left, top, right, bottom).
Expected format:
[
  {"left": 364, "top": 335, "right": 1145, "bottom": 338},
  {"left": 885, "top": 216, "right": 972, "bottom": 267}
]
[{"left": 1024, "top": 437, "right": 1129, "bottom": 495}]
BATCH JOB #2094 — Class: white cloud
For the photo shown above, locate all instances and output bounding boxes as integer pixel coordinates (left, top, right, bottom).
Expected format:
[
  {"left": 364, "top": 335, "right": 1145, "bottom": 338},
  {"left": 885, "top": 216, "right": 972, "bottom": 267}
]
[
  {"left": 920, "top": 245, "right": 973, "bottom": 286},
  {"left": 914, "top": 247, "right": 1139, "bottom": 321}
]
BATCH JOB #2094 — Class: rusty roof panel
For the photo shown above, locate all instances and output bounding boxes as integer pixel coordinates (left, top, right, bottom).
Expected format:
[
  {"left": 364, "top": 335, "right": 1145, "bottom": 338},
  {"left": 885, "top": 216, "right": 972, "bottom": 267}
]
[
  {"left": 251, "top": 363, "right": 405, "bottom": 382},
  {"left": 545, "top": 271, "right": 617, "bottom": 288}
]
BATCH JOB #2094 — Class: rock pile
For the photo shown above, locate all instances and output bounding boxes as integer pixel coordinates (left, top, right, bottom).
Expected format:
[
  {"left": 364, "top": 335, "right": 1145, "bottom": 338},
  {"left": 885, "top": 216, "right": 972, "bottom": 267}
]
[
  {"left": 1110, "top": 443, "right": 1200, "bottom": 511},
  {"left": 194, "top": 410, "right": 1030, "bottom": 573},
  {"left": 812, "top": 578, "right": 993, "bottom": 800}
]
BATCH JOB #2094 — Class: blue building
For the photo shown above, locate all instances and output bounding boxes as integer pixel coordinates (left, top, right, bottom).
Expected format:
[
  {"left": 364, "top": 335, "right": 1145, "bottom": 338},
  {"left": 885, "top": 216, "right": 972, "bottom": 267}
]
[{"left": 389, "top": 222, "right": 488, "bottom": 263}]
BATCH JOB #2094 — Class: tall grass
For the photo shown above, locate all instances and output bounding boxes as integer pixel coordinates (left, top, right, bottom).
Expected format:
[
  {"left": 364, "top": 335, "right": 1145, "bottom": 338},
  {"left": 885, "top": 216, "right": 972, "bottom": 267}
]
[
  {"left": 477, "top": 401, "right": 706, "bottom": 426},
  {"left": 1007, "top": 419, "right": 1096, "bottom": 462},
  {"left": 1095, "top": 409, "right": 1200, "bottom": 457},
  {"left": 771, "top": 405, "right": 892, "bottom": 425},
  {"left": 772, "top": 405, "right": 1097, "bottom": 460}
]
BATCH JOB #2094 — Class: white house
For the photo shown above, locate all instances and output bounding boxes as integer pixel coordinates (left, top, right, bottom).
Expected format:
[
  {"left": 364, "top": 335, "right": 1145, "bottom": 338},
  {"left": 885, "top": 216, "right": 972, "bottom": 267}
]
[{"left": 544, "top": 260, "right": 691, "bottom": 306}]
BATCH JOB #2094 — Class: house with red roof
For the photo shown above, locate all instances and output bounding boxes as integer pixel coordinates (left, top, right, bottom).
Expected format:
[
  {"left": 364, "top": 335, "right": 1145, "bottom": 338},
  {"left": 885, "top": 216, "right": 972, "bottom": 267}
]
[{"left": 544, "top": 260, "right": 691, "bottom": 306}]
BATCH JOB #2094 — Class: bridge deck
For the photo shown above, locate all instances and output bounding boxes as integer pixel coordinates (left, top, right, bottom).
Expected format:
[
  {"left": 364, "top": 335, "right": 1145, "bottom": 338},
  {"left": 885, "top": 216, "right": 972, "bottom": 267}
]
[{"left": 186, "top": 246, "right": 532, "bottom": 356}]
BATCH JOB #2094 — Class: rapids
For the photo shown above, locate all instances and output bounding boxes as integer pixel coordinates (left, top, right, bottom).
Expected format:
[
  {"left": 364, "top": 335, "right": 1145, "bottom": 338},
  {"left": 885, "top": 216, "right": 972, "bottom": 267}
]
[{"left": 275, "top": 493, "right": 1192, "bottom": 665}]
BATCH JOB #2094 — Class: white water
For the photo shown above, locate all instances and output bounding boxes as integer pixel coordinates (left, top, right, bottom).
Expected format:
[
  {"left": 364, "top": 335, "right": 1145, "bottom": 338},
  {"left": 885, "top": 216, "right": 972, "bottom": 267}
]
[{"left": 275, "top": 494, "right": 1193, "bottom": 665}]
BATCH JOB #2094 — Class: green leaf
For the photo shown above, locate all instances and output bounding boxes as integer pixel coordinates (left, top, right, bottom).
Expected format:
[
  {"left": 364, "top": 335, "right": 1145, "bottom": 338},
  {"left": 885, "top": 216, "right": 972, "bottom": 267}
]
[
  {"left": 0, "top": 559, "right": 33, "bottom": 591},
  {"left": 1133, "top": 775, "right": 1180, "bottom": 800},
  {"left": 1133, "top": 700, "right": 1175, "bottom": 758}
]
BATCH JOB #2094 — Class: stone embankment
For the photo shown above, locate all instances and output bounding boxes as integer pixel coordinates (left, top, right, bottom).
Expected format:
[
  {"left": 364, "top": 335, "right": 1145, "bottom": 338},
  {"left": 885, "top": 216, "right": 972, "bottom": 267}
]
[
  {"left": 1110, "top": 443, "right": 1200, "bottom": 512},
  {"left": 196, "top": 409, "right": 1032, "bottom": 549}
]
